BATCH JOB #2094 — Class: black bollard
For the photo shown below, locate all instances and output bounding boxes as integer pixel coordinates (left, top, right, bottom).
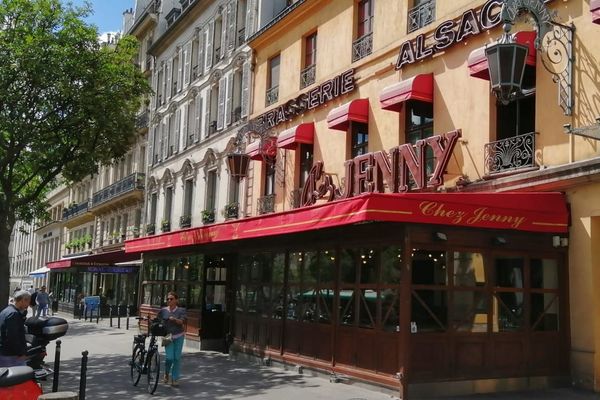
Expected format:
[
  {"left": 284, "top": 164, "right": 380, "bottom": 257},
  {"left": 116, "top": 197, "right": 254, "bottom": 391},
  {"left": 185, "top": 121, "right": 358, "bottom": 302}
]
[
  {"left": 79, "top": 304, "right": 83, "bottom": 320},
  {"left": 109, "top": 306, "right": 113, "bottom": 327},
  {"left": 96, "top": 306, "right": 99, "bottom": 324},
  {"left": 52, "top": 340, "right": 62, "bottom": 392},
  {"left": 117, "top": 305, "right": 121, "bottom": 329},
  {"left": 126, "top": 306, "right": 130, "bottom": 330},
  {"left": 79, "top": 350, "right": 88, "bottom": 400}
]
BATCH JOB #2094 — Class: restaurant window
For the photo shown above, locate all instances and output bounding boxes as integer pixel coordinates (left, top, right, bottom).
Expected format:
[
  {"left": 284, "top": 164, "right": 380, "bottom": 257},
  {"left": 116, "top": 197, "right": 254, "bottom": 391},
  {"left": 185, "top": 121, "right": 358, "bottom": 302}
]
[
  {"left": 350, "top": 122, "right": 369, "bottom": 158},
  {"left": 451, "top": 252, "right": 488, "bottom": 333},
  {"left": 493, "top": 256, "right": 525, "bottom": 332},
  {"left": 301, "top": 32, "right": 317, "bottom": 88},
  {"left": 266, "top": 55, "right": 280, "bottom": 106},
  {"left": 411, "top": 248, "right": 447, "bottom": 332},
  {"left": 406, "top": 100, "right": 434, "bottom": 179},
  {"left": 496, "top": 67, "right": 536, "bottom": 140},
  {"left": 299, "top": 144, "right": 314, "bottom": 188},
  {"left": 353, "top": 0, "right": 374, "bottom": 62}
]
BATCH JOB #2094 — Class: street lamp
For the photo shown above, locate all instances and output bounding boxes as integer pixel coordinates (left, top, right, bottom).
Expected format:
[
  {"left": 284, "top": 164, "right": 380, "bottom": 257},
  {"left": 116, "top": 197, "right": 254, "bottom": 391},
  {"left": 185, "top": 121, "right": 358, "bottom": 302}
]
[
  {"left": 226, "top": 152, "right": 250, "bottom": 178},
  {"left": 485, "top": 24, "right": 529, "bottom": 105}
]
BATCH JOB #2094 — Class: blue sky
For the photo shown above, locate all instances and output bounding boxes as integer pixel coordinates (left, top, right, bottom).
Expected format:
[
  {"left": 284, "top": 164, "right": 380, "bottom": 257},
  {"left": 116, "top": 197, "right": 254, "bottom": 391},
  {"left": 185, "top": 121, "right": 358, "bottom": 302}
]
[{"left": 66, "top": 0, "right": 135, "bottom": 34}]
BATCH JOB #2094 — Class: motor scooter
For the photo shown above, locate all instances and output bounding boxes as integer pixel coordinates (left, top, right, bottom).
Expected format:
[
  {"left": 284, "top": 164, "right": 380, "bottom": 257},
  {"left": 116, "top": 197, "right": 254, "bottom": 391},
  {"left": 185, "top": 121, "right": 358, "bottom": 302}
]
[{"left": 0, "top": 316, "right": 68, "bottom": 399}]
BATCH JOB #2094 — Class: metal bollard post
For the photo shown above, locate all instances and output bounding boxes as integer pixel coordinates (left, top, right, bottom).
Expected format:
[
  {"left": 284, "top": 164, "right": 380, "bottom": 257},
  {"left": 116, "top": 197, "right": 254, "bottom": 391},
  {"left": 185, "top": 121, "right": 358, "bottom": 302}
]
[
  {"left": 96, "top": 306, "right": 99, "bottom": 324},
  {"left": 52, "top": 340, "right": 62, "bottom": 392},
  {"left": 117, "top": 305, "right": 121, "bottom": 329},
  {"left": 79, "top": 304, "right": 83, "bottom": 320},
  {"left": 79, "top": 350, "right": 88, "bottom": 400},
  {"left": 109, "top": 306, "right": 113, "bottom": 327},
  {"left": 126, "top": 306, "right": 130, "bottom": 330}
]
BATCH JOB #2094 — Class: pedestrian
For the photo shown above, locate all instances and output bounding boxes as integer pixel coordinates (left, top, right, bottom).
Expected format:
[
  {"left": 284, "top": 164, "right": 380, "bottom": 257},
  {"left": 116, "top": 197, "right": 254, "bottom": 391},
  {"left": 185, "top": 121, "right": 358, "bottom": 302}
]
[
  {"left": 159, "top": 292, "right": 186, "bottom": 386},
  {"left": 27, "top": 286, "right": 34, "bottom": 295},
  {"left": 35, "top": 286, "right": 49, "bottom": 317},
  {"left": 0, "top": 290, "right": 30, "bottom": 367},
  {"left": 30, "top": 288, "right": 38, "bottom": 316}
]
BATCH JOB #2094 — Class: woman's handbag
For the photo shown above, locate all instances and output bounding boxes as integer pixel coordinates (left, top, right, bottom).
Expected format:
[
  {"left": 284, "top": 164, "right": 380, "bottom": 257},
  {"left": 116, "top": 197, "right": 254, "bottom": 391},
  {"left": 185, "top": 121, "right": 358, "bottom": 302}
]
[{"left": 161, "top": 333, "right": 173, "bottom": 347}]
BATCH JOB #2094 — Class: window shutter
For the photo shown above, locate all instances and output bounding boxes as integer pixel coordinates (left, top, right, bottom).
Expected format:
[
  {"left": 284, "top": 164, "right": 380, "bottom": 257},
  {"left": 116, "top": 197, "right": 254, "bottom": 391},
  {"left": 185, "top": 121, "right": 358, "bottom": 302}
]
[
  {"left": 166, "top": 59, "right": 172, "bottom": 100},
  {"left": 161, "top": 62, "right": 166, "bottom": 104},
  {"left": 177, "top": 47, "right": 183, "bottom": 93},
  {"left": 173, "top": 109, "right": 181, "bottom": 155},
  {"left": 245, "top": 0, "right": 256, "bottom": 39},
  {"left": 220, "top": 9, "right": 228, "bottom": 59},
  {"left": 197, "top": 28, "right": 204, "bottom": 78},
  {"left": 148, "top": 124, "right": 155, "bottom": 165},
  {"left": 151, "top": 68, "right": 158, "bottom": 111},
  {"left": 225, "top": 73, "right": 233, "bottom": 127},
  {"left": 227, "top": 1, "right": 237, "bottom": 51},
  {"left": 204, "top": 22, "right": 214, "bottom": 72},
  {"left": 182, "top": 104, "right": 188, "bottom": 149},
  {"left": 241, "top": 60, "right": 251, "bottom": 118},
  {"left": 204, "top": 89, "right": 212, "bottom": 138},
  {"left": 194, "top": 93, "right": 202, "bottom": 143},
  {"left": 217, "top": 77, "right": 226, "bottom": 131},
  {"left": 183, "top": 42, "right": 192, "bottom": 87},
  {"left": 161, "top": 117, "right": 168, "bottom": 160}
]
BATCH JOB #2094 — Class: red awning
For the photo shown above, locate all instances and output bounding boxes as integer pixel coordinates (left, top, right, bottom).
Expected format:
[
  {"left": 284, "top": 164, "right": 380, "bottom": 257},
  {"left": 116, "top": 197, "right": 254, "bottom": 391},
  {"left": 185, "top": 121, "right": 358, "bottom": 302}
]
[
  {"left": 326, "top": 98, "right": 369, "bottom": 131},
  {"left": 47, "top": 250, "right": 140, "bottom": 269},
  {"left": 125, "top": 192, "right": 569, "bottom": 254},
  {"left": 277, "top": 123, "right": 315, "bottom": 150},
  {"left": 245, "top": 137, "right": 277, "bottom": 161},
  {"left": 468, "top": 31, "right": 537, "bottom": 80},
  {"left": 380, "top": 73, "right": 433, "bottom": 112},
  {"left": 592, "top": 0, "right": 600, "bottom": 24}
]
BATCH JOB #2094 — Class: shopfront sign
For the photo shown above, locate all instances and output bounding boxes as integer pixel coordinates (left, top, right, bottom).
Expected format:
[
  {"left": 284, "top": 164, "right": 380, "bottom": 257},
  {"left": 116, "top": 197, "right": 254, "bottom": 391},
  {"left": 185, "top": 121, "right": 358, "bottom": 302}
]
[
  {"left": 86, "top": 266, "right": 136, "bottom": 274},
  {"left": 245, "top": 69, "right": 356, "bottom": 134},
  {"left": 300, "top": 130, "right": 461, "bottom": 207}
]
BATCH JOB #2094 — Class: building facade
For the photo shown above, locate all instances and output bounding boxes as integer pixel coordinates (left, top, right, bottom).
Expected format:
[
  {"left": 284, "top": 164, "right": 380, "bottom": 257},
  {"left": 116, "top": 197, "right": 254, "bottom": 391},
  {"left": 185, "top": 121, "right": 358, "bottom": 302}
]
[{"left": 124, "top": 0, "right": 600, "bottom": 397}]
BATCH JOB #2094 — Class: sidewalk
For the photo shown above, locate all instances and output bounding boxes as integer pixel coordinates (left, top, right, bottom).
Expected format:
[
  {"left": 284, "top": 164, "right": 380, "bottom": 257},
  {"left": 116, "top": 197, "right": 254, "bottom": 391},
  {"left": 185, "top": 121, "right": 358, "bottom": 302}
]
[{"left": 43, "top": 313, "right": 600, "bottom": 399}]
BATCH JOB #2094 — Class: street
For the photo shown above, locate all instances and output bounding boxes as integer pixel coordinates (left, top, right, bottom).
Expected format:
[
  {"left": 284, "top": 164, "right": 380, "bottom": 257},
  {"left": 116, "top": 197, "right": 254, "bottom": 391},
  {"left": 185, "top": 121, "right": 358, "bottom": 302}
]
[{"left": 41, "top": 313, "right": 600, "bottom": 400}]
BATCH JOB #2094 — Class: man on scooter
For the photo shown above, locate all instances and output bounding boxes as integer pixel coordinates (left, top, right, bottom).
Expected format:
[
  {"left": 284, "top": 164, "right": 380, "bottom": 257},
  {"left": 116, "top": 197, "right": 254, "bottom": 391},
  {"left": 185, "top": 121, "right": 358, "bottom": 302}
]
[{"left": 0, "top": 290, "right": 30, "bottom": 367}]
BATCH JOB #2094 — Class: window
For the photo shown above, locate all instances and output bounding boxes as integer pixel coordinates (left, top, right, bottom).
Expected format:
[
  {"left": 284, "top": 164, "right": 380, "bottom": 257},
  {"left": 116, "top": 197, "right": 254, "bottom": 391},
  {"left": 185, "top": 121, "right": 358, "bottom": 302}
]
[
  {"left": 406, "top": 100, "right": 434, "bottom": 177},
  {"left": 353, "top": 0, "right": 374, "bottom": 62},
  {"left": 149, "top": 192, "right": 157, "bottom": 225},
  {"left": 266, "top": 55, "right": 280, "bottom": 106},
  {"left": 408, "top": 0, "right": 435, "bottom": 33},
  {"left": 164, "top": 186, "right": 173, "bottom": 225},
  {"left": 496, "top": 67, "right": 535, "bottom": 140},
  {"left": 232, "top": 69, "right": 243, "bottom": 123},
  {"left": 205, "top": 170, "right": 218, "bottom": 212},
  {"left": 183, "top": 179, "right": 193, "bottom": 218},
  {"left": 264, "top": 159, "right": 276, "bottom": 196},
  {"left": 299, "top": 144, "right": 314, "bottom": 188},
  {"left": 351, "top": 122, "right": 369, "bottom": 158},
  {"left": 301, "top": 33, "right": 317, "bottom": 88},
  {"left": 142, "top": 255, "right": 203, "bottom": 309}
]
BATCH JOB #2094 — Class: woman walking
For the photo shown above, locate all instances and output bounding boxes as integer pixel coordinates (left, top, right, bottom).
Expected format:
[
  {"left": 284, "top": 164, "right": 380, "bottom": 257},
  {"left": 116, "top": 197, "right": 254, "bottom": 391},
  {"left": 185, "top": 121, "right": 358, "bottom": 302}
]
[{"left": 159, "top": 291, "right": 186, "bottom": 386}]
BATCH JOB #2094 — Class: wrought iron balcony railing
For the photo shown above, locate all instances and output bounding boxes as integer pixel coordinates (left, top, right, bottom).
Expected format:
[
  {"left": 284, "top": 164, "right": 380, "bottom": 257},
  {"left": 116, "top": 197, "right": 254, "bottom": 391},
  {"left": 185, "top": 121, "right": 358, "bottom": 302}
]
[
  {"left": 289, "top": 188, "right": 303, "bottom": 209},
  {"left": 484, "top": 132, "right": 536, "bottom": 176},
  {"left": 91, "top": 172, "right": 145, "bottom": 208},
  {"left": 266, "top": 86, "right": 279, "bottom": 106},
  {"left": 224, "top": 202, "right": 239, "bottom": 220},
  {"left": 408, "top": 0, "right": 436, "bottom": 33},
  {"left": 257, "top": 194, "right": 276, "bottom": 215},
  {"left": 238, "top": 27, "right": 246, "bottom": 47},
  {"left": 300, "top": 64, "right": 316, "bottom": 89},
  {"left": 62, "top": 199, "right": 90, "bottom": 220},
  {"left": 135, "top": 109, "right": 149, "bottom": 129},
  {"left": 352, "top": 32, "right": 373, "bottom": 62},
  {"left": 180, "top": 214, "right": 191, "bottom": 228},
  {"left": 146, "top": 223, "right": 155, "bottom": 236}
]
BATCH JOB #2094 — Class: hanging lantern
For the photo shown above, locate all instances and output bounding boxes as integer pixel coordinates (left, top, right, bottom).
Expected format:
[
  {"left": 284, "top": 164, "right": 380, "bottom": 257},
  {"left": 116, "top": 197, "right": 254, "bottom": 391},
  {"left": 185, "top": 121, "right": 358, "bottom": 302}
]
[{"left": 226, "top": 152, "right": 250, "bottom": 178}]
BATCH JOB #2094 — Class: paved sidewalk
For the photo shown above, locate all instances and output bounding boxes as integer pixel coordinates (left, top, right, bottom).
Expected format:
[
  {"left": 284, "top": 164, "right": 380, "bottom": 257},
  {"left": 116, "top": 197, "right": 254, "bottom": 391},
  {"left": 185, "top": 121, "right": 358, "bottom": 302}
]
[{"left": 41, "top": 313, "right": 600, "bottom": 399}]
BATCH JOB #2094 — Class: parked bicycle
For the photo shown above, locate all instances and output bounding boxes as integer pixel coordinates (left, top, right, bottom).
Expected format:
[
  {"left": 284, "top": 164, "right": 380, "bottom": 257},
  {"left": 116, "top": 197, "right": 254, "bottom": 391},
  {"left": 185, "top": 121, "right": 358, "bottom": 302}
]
[{"left": 130, "top": 316, "right": 167, "bottom": 394}]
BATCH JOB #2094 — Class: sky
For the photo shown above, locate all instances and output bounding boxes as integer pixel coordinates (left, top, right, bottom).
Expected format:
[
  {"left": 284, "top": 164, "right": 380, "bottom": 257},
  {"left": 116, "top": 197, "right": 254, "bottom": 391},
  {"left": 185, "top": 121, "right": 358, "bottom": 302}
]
[{"left": 65, "top": 0, "right": 135, "bottom": 40}]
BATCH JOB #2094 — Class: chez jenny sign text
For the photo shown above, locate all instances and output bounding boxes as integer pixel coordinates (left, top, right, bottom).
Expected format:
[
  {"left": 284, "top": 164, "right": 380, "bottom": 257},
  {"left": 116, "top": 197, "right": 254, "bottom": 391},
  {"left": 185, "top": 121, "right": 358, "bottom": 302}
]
[{"left": 300, "top": 130, "right": 461, "bottom": 207}]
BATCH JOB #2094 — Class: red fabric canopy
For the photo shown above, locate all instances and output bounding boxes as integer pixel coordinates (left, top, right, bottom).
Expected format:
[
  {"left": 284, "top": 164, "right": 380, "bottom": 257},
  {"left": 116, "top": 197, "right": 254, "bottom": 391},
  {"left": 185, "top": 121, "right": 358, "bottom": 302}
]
[
  {"left": 47, "top": 250, "right": 140, "bottom": 269},
  {"left": 380, "top": 73, "right": 433, "bottom": 112},
  {"left": 125, "top": 192, "right": 569, "bottom": 254},
  {"left": 468, "top": 31, "right": 537, "bottom": 80},
  {"left": 592, "top": 0, "right": 600, "bottom": 24},
  {"left": 245, "top": 137, "right": 277, "bottom": 161},
  {"left": 326, "top": 98, "right": 369, "bottom": 131},
  {"left": 277, "top": 123, "right": 315, "bottom": 150}
]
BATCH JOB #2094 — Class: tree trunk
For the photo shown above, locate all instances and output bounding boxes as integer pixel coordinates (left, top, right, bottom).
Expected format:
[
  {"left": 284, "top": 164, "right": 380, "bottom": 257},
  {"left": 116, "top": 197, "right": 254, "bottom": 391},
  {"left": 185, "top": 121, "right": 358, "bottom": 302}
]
[{"left": 0, "top": 216, "right": 14, "bottom": 311}]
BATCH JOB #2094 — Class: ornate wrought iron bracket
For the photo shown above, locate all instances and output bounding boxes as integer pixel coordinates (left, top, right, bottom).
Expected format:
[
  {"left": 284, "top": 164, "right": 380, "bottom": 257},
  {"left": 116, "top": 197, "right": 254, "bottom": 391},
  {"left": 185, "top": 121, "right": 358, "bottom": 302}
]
[{"left": 564, "top": 118, "right": 600, "bottom": 141}]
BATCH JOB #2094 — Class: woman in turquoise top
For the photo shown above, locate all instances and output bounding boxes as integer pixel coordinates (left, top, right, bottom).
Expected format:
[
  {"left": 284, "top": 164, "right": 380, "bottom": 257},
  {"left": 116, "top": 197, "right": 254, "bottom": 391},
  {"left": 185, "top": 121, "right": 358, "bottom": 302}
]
[{"left": 159, "top": 291, "right": 186, "bottom": 386}]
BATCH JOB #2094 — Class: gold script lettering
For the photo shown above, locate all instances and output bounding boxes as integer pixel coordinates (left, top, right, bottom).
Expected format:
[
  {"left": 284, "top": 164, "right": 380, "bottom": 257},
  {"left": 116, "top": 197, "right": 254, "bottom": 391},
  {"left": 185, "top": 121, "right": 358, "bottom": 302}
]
[
  {"left": 419, "top": 201, "right": 466, "bottom": 224},
  {"left": 466, "top": 207, "right": 526, "bottom": 228}
]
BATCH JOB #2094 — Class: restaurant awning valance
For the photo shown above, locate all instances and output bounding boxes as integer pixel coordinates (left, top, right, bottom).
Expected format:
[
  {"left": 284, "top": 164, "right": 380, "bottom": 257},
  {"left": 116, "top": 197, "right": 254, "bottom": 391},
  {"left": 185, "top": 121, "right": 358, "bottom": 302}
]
[
  {"left": 29, "top": 267, "right": 49, "bottom": 277},
  {"left": 326, "top": 98, "right": 369, "bottom": 131},
  {"left": 47, "top": 250, "right": 140, "bottom": 269},
  {"left": 380, "top": 73, "right": 433, "bottom": 112},
  {"left": 468, "top": 31, "right": 537, "bottom": 80},
  {"left": 245, "top": 137, "right": 277, "bottom": 160},
  {"left": 277, "top": 123, "right": 315, "bottom": 150},
  {"left": 125, "top": 192, "right": 569, "bottom": 254},
  {"left": 592, "top": 0, "right": 600, "bottom": 24}
]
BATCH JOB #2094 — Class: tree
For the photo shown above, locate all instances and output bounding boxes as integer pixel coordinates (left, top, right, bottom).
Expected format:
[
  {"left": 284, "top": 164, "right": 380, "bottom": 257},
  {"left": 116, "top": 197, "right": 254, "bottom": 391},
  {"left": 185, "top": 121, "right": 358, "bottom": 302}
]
[{"left": 0, "top": 0, "right": 151, "bottom": 305}]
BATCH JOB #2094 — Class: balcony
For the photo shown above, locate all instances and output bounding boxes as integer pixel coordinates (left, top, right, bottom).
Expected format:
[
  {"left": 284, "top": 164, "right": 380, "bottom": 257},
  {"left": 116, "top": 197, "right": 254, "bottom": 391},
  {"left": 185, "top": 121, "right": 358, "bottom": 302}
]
[
  {"left": 484, "top": 132, "right": 536, "bottom": 176},
  {"left": 180, "top": 214, "right": 191, "bottom": 228},
  {"left": 408, "top": 0, "right": 435, "bottom": 33},
  {"left": 161, "top": 220, "right": 171, "bottom": 232},
  {"left": 91, "top": 172, "right": 145, "bottom": 213},
  {"left": 224, "top": 202, "right": 239, "bottom": 220},
  {"left": 352, "top": 32, "right": 373, "bottom": 62},
  {"left": 300, "top": 64, "right": 316, "bottom": 89},
  {"left": 266, "top": 86, "right": 279, "bottom": 106},
  {"left": 238, "top": 27, "right": 246, "bottom": 47},
  {"left": 202, "top": 209, "right": 215, "bottom": 224},
  {"left": 146, "top": 223, "right": 155, "bottom": 236},
  {"left": 257, "top": 194, "right": 276, "bottom": 215},
  {"left": 289, "top": 188, "right": 303, "bottom": 209},
  {"left": 135, "top": 109, "right": 149, "bottom": 130},
  {"left": 62, "top": 199, "right": 94, "bottom": 228}
]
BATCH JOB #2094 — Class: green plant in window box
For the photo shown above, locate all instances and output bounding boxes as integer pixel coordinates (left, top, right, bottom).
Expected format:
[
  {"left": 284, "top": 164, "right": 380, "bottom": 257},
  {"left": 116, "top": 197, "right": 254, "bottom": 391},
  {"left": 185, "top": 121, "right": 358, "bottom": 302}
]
[
  {"left": 161, "top": 219, "right": 171, "bottom": 232},
  {"left": 146, "top": 223, "right": 155, "bottom": 235},
  {"left": 222, "top": 202, "right": 239, "bottom": 219},
  {"left": 201, "top": 209, "right": 215, "bottom": 224},
  {"left": 179, "top": 214, "right": 191, "bottom": 228}
]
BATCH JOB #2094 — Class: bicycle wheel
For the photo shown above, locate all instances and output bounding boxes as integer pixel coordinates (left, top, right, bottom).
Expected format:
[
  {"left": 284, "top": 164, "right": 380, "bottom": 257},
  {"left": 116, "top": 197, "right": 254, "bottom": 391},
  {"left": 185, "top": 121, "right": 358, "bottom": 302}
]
[
  {"left": 130, "top": 348, "right": 143, "bottom": 386},
  {"left": 146, "top": 349, "right": 160, "bottom": 394}
]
